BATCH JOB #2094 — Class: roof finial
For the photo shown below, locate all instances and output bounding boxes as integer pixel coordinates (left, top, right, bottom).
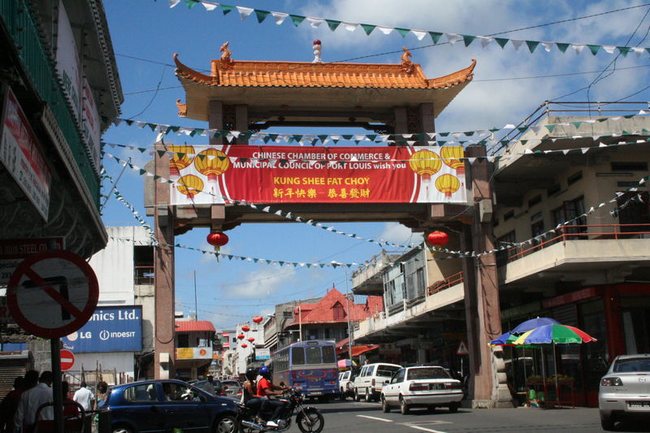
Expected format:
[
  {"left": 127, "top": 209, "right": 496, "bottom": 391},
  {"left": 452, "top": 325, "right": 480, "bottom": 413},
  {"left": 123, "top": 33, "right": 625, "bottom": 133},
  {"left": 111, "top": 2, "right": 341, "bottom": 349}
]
[
  {"left": 401, "top": 47, "right": 414, "bottom": 74},
  {"left": 220, "top": 41, "right": 233, "bottom": 65},
  {"left": 312, "top": 39, "right": 322, "bottom": 63}
]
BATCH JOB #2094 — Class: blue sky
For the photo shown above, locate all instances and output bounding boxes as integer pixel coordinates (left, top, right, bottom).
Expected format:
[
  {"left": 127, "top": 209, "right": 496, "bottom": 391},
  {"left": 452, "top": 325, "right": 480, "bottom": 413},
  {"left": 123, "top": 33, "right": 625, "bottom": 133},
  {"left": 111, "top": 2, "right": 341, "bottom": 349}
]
[{"left": 100, "top": 0, "right": 650, "bottom": 329}]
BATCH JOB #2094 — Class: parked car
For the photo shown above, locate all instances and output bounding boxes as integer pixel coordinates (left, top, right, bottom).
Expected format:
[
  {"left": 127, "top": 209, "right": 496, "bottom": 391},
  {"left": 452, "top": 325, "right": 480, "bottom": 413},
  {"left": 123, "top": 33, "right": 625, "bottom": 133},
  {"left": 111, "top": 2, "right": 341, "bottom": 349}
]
[
  {"left": 99, "top": 379, "right": 238, "bottom": 433},
  {"left": 193, "top": 378, "right": 224, "bottom": 396},
  {"left": 338, "top": 370, "right": 355, "bottom": 400},
  {"left": 380, "top": 366, "right": 463, "bottom": 414},
  {"left": 221, "top": 379, "right": 243, "bottom": 400},
  {"left": 599, "top": 354, "right": 650, "bottom": 430},
  {"left": 353, "top": 363, "right": 402, "bottom": 402}
]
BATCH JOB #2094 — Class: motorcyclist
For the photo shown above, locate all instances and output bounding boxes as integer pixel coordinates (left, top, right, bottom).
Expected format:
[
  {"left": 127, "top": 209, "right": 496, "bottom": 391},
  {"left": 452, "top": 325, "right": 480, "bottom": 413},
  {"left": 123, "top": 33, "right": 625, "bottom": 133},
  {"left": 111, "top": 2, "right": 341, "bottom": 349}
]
[
  {"left": 242, "top": 367, "right": 263, "bottom": 414},
  {"left": 256, "top": 366, "right": 288, "bottom": 428}
]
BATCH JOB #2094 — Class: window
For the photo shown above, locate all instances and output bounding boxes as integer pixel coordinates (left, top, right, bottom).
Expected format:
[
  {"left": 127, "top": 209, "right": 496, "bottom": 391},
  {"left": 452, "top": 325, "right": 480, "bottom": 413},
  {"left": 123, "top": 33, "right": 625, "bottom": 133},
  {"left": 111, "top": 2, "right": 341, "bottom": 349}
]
[
  {"left": 322, "top": 345, "right": 335, "bottom": 363},
  {"left": 124, "top": 384, "right": 158, "bottom": 402},
  {"left": 305, "top": 346, "right": 321, "bottom": 364},
  {"left": 291, "top": 347, "right": 305, "bottom": 365},
  {"left": 552, "top": 197, "right": 586, "bottom": 236},
  {"left": 391, "top": 369, "right": 405, "bottom": 384},
  {"left": 611, "top": 162, "right": 648, "bottom": 172},
  {"left": 406, "top": 367, "right": 450, "bottom": 380},
  {"left": 332, "top": 302, "right": 345, "bottom": 321},
  {"left": 531, "top": 220, "right": 544, "bottom": 240},
  {"left": 177, "top": 334, "right": 189, "bottom": 348},
  {"left": 567, "top": 171, "right": 583, "bottom": 185}
]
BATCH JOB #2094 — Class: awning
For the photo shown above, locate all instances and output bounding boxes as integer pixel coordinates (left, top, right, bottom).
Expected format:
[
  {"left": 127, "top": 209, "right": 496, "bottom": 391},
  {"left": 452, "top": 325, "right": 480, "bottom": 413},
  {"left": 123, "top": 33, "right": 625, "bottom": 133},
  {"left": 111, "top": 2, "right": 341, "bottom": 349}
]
[{"left": 351, "top": 344, "right": 379, "bottom": 357}]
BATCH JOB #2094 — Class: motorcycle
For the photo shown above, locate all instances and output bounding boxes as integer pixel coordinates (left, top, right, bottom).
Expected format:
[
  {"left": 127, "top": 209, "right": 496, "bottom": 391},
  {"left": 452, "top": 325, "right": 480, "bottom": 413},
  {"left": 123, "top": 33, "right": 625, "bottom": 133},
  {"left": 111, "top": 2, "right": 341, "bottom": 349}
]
[{"left": 238, "top": 388, "right": 325, "bottom": 433}]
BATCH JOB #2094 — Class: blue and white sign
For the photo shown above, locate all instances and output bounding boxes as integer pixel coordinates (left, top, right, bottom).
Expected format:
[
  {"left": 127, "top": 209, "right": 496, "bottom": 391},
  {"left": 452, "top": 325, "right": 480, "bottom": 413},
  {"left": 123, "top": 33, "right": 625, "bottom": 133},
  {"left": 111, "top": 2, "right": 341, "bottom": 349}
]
[{"left": 61, "top": 306, "right": 142, "bottom": 353}]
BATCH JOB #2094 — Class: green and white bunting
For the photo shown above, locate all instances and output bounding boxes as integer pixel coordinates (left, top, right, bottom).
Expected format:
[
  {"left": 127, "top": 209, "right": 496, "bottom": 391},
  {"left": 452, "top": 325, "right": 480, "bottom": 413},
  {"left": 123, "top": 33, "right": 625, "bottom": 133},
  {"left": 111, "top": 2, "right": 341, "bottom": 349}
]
[{"left": 169, "top": 0, "right": 650, "bottom": 58}]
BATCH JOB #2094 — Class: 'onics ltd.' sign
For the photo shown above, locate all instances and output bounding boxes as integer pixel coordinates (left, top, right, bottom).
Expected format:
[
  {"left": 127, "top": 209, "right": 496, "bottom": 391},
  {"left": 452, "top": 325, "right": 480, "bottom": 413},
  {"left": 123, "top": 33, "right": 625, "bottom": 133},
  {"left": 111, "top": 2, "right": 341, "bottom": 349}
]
[{"left": 61, "top": 306, "right": 142, "bottom": 353}]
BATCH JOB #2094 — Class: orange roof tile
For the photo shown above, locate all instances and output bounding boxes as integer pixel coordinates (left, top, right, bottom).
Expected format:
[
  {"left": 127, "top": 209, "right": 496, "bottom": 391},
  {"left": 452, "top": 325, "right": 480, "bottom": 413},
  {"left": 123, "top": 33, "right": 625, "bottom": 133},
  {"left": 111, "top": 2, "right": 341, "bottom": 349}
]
[
  {"left": 175, "top": 320, "right": 216, "bottom": 333},
  {"left": 174, "top": 54, "right": 475, "bottom": 90}
]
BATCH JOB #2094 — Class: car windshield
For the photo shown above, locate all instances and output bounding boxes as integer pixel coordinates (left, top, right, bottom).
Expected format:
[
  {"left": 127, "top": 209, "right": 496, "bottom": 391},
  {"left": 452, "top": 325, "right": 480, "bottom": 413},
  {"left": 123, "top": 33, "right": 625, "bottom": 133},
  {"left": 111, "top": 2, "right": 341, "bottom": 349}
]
[
  {"left": 376, "top": 366, "right": 401, "bottom": 377},
  {"left": 406, "top": 367, "right": 451, "bottom": 380},
  {"left": 613, "top": 358, "right": 650, "bottom": 373}
]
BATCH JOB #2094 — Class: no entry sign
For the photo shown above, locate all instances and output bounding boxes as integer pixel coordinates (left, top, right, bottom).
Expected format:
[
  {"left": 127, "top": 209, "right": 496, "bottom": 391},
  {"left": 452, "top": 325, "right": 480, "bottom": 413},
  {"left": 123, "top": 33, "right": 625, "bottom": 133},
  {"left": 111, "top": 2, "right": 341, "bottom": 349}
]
[
  {"left": 60, "top": 349, "right": 75, "bottom": 371},
  {"left": 7, "top": 250, "right": 98, "bottom": 338}
]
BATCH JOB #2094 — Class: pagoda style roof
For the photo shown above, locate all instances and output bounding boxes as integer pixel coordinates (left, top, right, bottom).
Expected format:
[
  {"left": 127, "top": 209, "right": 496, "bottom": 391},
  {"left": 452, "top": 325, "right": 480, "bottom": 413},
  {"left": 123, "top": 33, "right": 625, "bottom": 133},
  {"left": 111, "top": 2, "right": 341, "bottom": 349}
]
[
  {"left": 174, "top": 54, "right": 475, "bottom": 90},
  {"left": 173, "top": 50, "right": 476, "bottom": 123}
]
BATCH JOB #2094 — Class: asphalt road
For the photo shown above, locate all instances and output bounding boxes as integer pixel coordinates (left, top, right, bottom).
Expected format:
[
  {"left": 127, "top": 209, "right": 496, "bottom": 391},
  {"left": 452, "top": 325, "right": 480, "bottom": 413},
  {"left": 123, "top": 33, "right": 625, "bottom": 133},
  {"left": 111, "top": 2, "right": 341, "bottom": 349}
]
[{"left": 307, "top": 400, "right": 650, "bottom": 433}]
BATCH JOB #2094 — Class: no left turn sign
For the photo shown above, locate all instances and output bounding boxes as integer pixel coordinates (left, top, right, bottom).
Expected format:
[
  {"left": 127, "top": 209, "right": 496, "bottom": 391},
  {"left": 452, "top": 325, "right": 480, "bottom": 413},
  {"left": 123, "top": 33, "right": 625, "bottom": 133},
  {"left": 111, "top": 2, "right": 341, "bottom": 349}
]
[{"left": 7, "top": 250, "right": 98, "bottom": 338}]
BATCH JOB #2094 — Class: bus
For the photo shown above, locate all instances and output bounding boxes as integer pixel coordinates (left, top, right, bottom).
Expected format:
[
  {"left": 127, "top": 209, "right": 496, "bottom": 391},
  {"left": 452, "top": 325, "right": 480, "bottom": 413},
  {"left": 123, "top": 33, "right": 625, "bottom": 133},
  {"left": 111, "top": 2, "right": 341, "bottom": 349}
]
[{"left": 271, "top": 340, "right": 339, "bottom": 400}]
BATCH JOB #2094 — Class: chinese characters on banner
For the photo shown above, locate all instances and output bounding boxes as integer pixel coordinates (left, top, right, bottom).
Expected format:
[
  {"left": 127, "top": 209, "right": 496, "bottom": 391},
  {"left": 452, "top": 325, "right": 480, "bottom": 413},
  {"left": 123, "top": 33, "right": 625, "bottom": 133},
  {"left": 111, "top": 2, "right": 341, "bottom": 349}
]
[{"left": 168, "top": 145, "right": 467, "bottom": 205}]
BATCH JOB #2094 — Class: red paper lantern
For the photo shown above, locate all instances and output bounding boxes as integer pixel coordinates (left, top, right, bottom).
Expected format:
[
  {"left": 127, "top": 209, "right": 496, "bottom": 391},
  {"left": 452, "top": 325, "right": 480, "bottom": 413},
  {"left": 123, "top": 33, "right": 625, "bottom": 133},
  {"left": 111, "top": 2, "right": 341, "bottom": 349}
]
[
  {"left": 426, "top": 231, "right": 449, "bottom": 247},
  {"left": 237, "top": 334, "right": 245, "bottom": 340},
  {"left": 207, "top": 232, "right": 229, "bottom": 247},
  {"left": 247, "top": 337, "right": 255, "bottom": 343},
  {"left": 241, "top": 325, "right": 250, "bottom": 332},
  {"left": 241, "top": 343, "right": 248, "bottom": 348},
  {"left": 252, "top": 316, "right": 263, "bottom": 324}
]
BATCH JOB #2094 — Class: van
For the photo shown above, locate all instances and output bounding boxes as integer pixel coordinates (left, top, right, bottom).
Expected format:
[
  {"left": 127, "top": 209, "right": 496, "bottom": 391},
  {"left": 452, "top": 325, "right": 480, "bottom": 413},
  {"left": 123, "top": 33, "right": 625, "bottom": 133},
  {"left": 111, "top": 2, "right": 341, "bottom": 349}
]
[{"left": 353, "top": 363, "right": 402, "bottom": 402}]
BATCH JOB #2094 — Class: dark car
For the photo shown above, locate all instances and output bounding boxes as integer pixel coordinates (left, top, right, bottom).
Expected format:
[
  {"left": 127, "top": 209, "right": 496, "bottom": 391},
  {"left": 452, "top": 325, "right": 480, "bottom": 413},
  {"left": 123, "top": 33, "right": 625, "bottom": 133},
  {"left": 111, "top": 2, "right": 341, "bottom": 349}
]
[
  {"left": 99, "top": 379, "right": 238, "bottom": 433},
  {"left": 192, "top": 378, "right": 225, "bottom": 396},
  {"left": 221, "top": 380, "right": 243, "bottom": 400}
]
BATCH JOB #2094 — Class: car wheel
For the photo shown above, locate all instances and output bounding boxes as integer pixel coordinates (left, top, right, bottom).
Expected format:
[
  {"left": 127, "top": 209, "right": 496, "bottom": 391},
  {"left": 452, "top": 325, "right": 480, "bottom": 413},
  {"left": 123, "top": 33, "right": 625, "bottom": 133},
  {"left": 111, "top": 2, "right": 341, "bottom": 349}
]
[
  {"left": 340, "top": 388, "right": 346, "bottom": 401},
  {"left": 354, "top": 389, "right": 361, "bottom": 402},
  {"left": 381, "top": 396, "right": 390, "bottom": 413},
  {"left": 449, "top": 402, "right": 459, "bottom": 413},
  {"left": 365, "top": 388, "right": 372, "bottom": 402},
  {"left": 399, "top": 396, "right": 409, "bottom": 415},
  {"left": 112, "top": 427, "right": 133, "bottom": 433},
  {"left": 600, "top": 414, "right": 615, "bottom": 431},
  {"left": 214, "top": 414, "right": 237, "bottom": 433}
]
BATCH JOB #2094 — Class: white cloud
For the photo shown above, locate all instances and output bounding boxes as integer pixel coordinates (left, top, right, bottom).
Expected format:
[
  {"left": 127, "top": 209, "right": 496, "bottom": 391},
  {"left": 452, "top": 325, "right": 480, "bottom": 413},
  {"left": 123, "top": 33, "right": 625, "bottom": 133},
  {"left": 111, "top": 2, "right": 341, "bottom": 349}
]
[
  {"left": 377, "top": 223, "right": 423, "bottom": 246},
  {"left": 225, "top": 267, "right": 297, "bottom": 299}
]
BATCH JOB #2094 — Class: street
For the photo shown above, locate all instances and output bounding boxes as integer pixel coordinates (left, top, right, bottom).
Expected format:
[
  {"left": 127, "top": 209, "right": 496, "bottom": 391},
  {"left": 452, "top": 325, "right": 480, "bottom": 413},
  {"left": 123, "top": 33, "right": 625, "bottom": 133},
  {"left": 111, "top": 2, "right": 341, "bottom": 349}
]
[{"left": 309, "top": 400, "right": 650, "bottom": 433}]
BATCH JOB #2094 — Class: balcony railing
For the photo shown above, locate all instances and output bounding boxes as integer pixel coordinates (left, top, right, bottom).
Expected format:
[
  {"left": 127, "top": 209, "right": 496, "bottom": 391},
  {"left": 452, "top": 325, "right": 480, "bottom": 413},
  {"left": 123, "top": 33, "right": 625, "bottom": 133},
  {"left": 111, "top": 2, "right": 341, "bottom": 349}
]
[
  {"left": 427, "top": 271, "right": 464, "bottom": 296},
  {"left": 506, "top": 223, "right": 650, "bottom": 262}
]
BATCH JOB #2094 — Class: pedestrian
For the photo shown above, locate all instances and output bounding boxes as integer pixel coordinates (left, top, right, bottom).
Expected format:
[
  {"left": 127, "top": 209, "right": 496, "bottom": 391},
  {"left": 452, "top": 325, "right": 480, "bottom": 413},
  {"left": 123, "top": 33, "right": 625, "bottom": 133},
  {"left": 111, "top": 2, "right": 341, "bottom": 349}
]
[
  {"left": 14, "top": 371, "right": 53, "bottom": 433},
  {"left": 0, "top": 376, "right": 24, "bottom": 433},
  {"left": 203, "top": 375, "right": 216, "bottom": 395},
  {"left": 94, "top": 381, "right": 108, "bottom": 409},
  {"left": 72, "top": 381, "right": 94, "bottom": 412}
]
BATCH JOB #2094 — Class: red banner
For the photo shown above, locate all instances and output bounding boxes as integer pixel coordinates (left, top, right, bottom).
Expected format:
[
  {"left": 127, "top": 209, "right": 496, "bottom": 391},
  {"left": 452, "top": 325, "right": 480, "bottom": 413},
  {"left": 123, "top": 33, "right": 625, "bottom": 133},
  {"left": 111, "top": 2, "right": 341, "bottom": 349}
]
[{"left": 168, "top": 145, "right": 467, "bottom": 205}]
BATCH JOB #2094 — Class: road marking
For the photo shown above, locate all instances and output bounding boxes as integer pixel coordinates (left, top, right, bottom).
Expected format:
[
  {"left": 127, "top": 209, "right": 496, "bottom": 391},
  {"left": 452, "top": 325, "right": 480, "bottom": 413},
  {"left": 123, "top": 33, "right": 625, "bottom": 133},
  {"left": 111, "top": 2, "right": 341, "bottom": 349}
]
[
  {"left": 407, "top": 425, "right": 448, "bottom": 433},
  {"left": 356, "top": 415, "right": 393, "bottom": 423}
]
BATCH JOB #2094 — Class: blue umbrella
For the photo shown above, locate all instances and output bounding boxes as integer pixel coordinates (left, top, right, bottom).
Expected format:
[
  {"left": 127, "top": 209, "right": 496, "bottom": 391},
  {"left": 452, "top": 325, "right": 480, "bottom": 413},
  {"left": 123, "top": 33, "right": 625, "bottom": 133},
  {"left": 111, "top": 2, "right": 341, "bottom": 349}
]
[
  {"left": 510, "top": 317, "right": 559, "bottom": 335},
  {"left": 490, "top": 331, "right": 513, "bottom": 346}
]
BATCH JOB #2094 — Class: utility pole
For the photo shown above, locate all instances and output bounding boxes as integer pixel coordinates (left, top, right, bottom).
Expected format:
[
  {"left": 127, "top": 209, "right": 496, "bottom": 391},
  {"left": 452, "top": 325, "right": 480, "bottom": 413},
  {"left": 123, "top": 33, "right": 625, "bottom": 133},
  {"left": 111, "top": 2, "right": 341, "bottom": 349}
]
[
  {"left": 344, "top": 274, "right": 353, "bottom": 361},
  {"left": 193, "top": 270, "right": 198, "bottom": 320},
  {"left": 298, "top": 304, "right": 302, "bottom": 342}
]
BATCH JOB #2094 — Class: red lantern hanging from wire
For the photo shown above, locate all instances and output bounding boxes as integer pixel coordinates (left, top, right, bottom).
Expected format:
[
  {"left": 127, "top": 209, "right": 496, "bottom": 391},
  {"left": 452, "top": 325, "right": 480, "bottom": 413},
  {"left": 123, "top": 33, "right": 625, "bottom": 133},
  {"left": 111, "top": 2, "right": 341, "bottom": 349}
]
[
  {"left": 241, "top": 343, "right": 248, "bottom": 348},
  {"left": 426, "top": 231, "right": 449, "bottom": 247},
  {"left": 247, "top": 337, "right": 255, "bottom": 343},
  {"left": 207, "top": 231, "right": 229, "bottom": 251},
  {"left": 241, "top": 325, "right": 250, "bottom": 332},
  {"left": 237, "top": 334, "right": 245, "bottom": 340},
  {"left": 252, "top": 316, "right": 263, "bottom": 324}
]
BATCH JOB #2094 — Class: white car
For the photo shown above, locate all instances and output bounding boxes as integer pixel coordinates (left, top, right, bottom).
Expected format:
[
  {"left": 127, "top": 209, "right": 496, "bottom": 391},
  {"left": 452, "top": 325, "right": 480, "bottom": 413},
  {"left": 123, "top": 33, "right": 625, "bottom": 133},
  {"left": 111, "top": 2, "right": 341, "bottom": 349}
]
[
  {"left": 380, "top": 366, "right": 463, "bottom": 414},
  {"left": 599, "top": 354, "right": 650, "bottom": 430},
  {"left": 338, "top": 371, "right": 355, "bottom": 400},
  {"left": 353, "top": 363, "right": 402, "bottom": 402}
]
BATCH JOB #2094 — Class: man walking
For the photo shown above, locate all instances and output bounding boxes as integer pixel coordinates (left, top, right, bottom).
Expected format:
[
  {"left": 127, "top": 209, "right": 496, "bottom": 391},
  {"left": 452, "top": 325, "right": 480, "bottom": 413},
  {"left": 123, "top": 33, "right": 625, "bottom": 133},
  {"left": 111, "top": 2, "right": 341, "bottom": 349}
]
[
  {"left": 14, "top": 371, "right": 53, "bottom": 433},
  {"left": 72, "top": 382, "right": 94, "bottom": 412}
]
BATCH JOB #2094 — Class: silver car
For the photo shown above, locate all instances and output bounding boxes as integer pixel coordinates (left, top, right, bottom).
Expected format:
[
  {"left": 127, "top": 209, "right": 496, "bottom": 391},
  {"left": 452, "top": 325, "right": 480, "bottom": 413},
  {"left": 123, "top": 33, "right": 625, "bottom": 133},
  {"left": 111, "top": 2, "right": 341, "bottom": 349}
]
[{"left": 599, "top": 354, "right": 650, "bottom": 430}]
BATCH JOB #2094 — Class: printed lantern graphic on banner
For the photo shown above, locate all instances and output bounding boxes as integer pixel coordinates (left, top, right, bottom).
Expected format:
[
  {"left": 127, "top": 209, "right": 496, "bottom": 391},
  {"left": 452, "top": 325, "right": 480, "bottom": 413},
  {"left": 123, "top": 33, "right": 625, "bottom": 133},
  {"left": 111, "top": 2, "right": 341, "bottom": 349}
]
[
  {"left": 247, "top": 337, "right": 255, "bottom": 343},
  {"left": 426, "top": 231, "right": 449, "bottom": 247},
  {"left": 435, "top": 174, "right": 461, "bottom": 198},
  {"left": 252, "top": 316, "right": 263, "bottom": 324},
  {"left": 241, "top": 343, "right": 248, "bottom": 348},
  {"left": 177, "top": 174, "right": 204, "bottom": 199},
  {"left": 194, "top": 148, "right": 230, "bottom": 181},
  {"left": 441, "top": 146, "right": 465, "bottom": 175},
  {"left": 241, "top": 325, "right": 250, "bottom": 332},
  {"left": 408, "top": 149, "right": 442, "bottom": 180},
  {"left": 237, "top": 334, "right": 245, "bottom": 340},
  {"left": 168, "top": 145, "right": 195, "bottom": 178}
]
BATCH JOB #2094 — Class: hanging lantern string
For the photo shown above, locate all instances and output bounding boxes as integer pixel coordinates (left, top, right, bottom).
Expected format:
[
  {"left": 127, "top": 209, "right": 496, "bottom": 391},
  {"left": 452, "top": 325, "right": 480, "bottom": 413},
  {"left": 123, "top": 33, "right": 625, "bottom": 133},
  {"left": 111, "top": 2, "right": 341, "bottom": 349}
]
[{"left": 105, "top": 151, "right": 647, "bottom": 260}]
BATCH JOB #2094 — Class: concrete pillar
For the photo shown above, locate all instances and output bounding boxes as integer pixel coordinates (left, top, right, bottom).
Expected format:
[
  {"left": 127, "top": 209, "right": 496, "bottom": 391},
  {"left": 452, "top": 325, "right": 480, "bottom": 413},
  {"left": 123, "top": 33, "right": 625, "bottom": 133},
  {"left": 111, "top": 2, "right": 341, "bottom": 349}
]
[
  {"left": 393, "top": 107, "right": 408, "bottom": 134},
  {"left": 417, "top": 103, "right": 435, "bottom": 136},
  {"left": 235, "top": 105, "right": 249, "bottom": 144},
  {"left": 462, "top": 145, "right": 512, "bottom": 408},
  {"left": 208, "top": 100, "right": 224, "bottom": 145},
  {"left": 154, "top": 142, "right": 176, "bottom": 379}
]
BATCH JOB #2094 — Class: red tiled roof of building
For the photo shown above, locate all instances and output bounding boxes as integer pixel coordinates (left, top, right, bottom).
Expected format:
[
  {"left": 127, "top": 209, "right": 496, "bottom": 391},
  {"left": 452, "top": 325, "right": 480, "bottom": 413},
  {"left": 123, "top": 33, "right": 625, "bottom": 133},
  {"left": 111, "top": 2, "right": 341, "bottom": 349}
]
[
  {"left": 174, "top": 54, "right": 475, "bottom": 90},
  {"left": 288, "top": 288, "right": 384, "bottom": 326},
  {"left": 175, "top": 320, "right": 216, "bottom": 333}
]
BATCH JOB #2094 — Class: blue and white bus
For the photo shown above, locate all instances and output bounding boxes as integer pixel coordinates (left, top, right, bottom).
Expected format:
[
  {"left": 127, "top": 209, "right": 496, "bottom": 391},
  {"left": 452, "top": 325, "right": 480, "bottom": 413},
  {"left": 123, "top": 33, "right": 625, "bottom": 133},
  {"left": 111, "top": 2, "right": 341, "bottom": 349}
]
[{"left": 271, "top": 340, "right": 339, "bottom": 400}]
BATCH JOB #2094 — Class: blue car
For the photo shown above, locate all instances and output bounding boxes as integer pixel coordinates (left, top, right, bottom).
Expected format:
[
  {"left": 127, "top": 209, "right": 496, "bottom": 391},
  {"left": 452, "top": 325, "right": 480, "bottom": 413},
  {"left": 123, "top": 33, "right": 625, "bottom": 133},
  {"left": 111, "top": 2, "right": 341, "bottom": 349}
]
[{"left": 99, "top": 379, "right": 238, "bottom": 433}]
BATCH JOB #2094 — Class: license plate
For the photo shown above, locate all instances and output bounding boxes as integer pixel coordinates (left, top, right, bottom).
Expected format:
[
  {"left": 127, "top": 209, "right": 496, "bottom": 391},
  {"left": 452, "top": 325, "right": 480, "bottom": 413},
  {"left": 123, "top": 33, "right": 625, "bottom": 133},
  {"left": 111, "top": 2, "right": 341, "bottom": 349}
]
[
  {"left": 430, "top": 384, "right": 443, "bottom": 390},
  {"left": 311, "top": 392, "right": 322, "bottom": 396},
  {"left": 628, "top": 401, "right": 650, "bottom": 407}
]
